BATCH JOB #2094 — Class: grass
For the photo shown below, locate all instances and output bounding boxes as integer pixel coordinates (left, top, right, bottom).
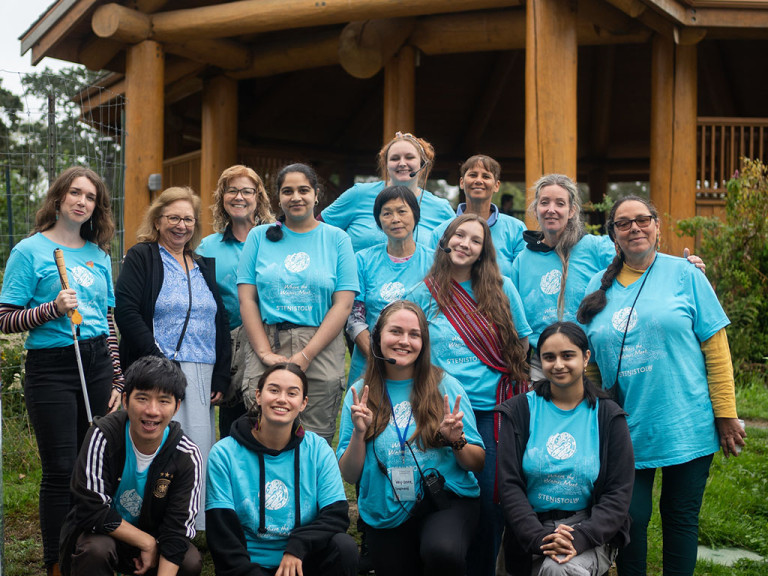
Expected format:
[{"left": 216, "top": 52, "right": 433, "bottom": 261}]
[{"left": 4, "top": 368, "right": 768, "bottom": 575}]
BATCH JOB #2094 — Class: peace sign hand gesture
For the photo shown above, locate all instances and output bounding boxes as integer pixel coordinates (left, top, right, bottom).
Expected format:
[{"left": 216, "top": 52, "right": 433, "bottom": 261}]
[
  {"left": 439, "top": 394, "right": 465, "bottom": 444},
  {"left": 351, "top": 385, "right": 373, "bottom": 435}
]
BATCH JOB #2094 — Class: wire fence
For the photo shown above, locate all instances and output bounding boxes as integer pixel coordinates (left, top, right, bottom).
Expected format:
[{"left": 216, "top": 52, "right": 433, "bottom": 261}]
[{"left": 0, "top": 69, "right": 126, "bottom": 572}]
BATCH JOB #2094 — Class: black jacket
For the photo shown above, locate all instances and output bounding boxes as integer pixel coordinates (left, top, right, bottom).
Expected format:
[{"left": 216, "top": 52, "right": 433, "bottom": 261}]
[
  {"left": 496, "top": 393, "right": 634, "bottom": 575},
  {"left": 115, "top": 241, "right": 231, "bottom": 394},
  {"left": 59, "top": 411, "right": 202, "bottom": 575},
  {"left": 206, "top": 416, "right": 350, "bottom": 576}
]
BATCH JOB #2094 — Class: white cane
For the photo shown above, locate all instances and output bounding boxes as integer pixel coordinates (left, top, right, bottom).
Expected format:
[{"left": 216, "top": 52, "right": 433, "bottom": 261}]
[{"left": 53, "top": 249, "right": 93, "bottom": 424}]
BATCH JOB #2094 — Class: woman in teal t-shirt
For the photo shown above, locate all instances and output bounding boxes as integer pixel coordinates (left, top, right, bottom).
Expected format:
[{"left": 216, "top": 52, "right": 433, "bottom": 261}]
[{"left": 0, "top": 167, "right": 122, "bottom": 573}]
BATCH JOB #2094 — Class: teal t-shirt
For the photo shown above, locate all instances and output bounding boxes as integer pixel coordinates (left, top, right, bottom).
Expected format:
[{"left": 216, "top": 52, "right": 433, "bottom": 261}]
[
  {"left": 321, "top": 181, "right": 455, "bottom": 252},
  {"left": 347, "top": 243, "right": 434, "bottom": 385},
  {"left": 583, "top": 253, "right": 727, "bottom": 468},
  {"left": 408, "top": 277, "right": 532, "bottom": 411},
  {"left": 114, "top": 422, "right": 170, "bottom": 526},
  {"left": 522, "top": 393, "right": 600, "bottom": 512},
  {"left": 236, "top": 223, "right": 358, "bottom": 326},
  {"left": 429, "top": 204, "right": 526, "bottom": 279},
  {"left": 337, "top": 374, "right": 482, "bottom": 529},
  {"left": 206, "top": 430, "right": 346, "bottom": 570},
  {"left": 0, "top": 232, "right": 114, "bottom": 349},
  {"left": 198, "top": 230, "right": 244, "bottom": 330},
  {"left": 511, "top": 234, "right": 614, "bottom": 348}
]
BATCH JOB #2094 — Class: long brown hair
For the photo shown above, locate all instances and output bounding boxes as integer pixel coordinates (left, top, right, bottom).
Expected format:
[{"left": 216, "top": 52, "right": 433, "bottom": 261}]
[
  {"left": 428, "top": 214, "right": 528, "bottom": 383},
  {"left": 364, "top": 300, "right": 444, "bottom": 450},
  {"left": 34, "top": 166, "right": 115, "bottom": 253},
  {"left": 211, "top": 165, "right": 274, "bottom": 232},
  {"left": 136, "top": 187, "right": 203, "bottom": 252}
]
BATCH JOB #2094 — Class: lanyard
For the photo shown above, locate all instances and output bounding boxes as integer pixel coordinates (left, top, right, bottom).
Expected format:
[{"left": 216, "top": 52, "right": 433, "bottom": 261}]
[{"left": 386, "top": 390, "right": 412, "bottom": 455}]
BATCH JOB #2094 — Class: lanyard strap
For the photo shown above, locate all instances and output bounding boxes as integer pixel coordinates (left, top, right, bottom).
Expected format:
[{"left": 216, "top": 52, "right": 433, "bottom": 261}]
[
  {"left": 386, "top": 389, "right": 412, "bottom": 454},
  {"left": 173, "top": 254, "right": 193, "bottom": 360}
]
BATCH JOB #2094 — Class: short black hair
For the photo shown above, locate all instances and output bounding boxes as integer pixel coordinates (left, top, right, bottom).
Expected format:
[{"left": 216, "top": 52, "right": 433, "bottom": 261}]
[
  {"left": 123, "top": 356, "right": 187, "bottom": 402},
  {"left": 373, "top": 185, "right": 421, "bottom": 229}
]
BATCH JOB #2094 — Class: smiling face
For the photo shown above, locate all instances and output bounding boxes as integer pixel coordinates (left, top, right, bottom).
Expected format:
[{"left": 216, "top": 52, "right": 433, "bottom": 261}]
[
  {"left": 536, "top": 184, "right": 575, "bottom": 239},
  {"left": 124, "top": 387, "right": 180, "bottom": 454},
  {"left": 460, "top": 162, "right": 500, "bottom": 203},
  {"left": 223, "top": 175, "right": 258, "bottom": 223},
  {"left": 386, "top": 140, "right": 422, "bottom": 186},
  {"left": 379, "top": 308, "right": 423, "bottom": 378},
  {"left": 379, "top": 198, "right": 416, "bottom": 241},
  {"left": 539, "top": 332, "right": 590, "bottom": 393},
  {"left": 279, "top": 171, "right": 317, "bottom": 224},
  {"left": 156, "top": 199, "right": 196, "bottom": 253},
  {"left": 612, "top": 199, "right": 660, "bottom": 268},
  {"left": 255, "top": 369, "right": 308, "bottom": 429},
  {"left": 58, "top": 176, "right": 98, "bottom": 227},
  {"left": 447, "top": 220, "right": 485, "bottom": 271}
]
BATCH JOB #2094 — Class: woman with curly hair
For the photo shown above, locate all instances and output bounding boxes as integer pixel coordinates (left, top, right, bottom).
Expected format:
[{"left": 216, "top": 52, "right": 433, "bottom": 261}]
[
  {"left": 0, "top": 166, "right": 122, "bottom": 576},
  {"left": 198, "top": 165, "right": 274, "bottom": 437},
  {"left": 320, "top": 132, "right": 454, "bottom": 251},
  {"left": 338, "top": 300, "right": 484, "bottom": 576},
  {"left": 408, "top": 213, "right": 531, "bottom": 576}
]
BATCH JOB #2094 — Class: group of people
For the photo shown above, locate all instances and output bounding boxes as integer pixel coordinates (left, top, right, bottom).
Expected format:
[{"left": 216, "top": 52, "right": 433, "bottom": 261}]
[{"left": 0, "top": 130, "right": 746, "bottom": 576}]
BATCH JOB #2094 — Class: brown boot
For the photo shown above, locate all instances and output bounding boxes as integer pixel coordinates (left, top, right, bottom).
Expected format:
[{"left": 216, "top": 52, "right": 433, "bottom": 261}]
[{"left": 46, "top": 563, "right": 62, "bottom": 576}]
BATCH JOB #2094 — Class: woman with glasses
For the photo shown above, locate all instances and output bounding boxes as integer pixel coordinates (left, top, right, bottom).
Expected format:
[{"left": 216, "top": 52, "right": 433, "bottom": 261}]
[
  {"left": 577, "top": 196, "right": 744, "bottom": 576},
  {"left": 320, "top": 132, "right": 454, "bottom": 252},
  {"left": 198, "top": 165, "right": 274, "bottom": 438},
  {"left": 115, "top": 186, "right": 231, "bottom": 530}
]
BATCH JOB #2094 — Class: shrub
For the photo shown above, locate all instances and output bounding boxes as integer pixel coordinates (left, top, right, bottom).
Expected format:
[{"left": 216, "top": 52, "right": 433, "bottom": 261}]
[{"left": 678, "top": 158, "right": 768, "bottom": 379}]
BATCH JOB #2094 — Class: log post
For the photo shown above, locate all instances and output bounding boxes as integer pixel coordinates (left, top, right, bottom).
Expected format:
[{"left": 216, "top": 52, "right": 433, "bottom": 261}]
[
  {"left": 124, "top": 40, "right": 164, "bottom": 249},
  {"left": 525, "top": 0, "right": 578, "bottom": 228},
  {"left": 200, "top": 75, "right": 238, "bottom": 236},
  {"left": 383, "top": 45, "right": 416, "bottom": 144},
  {"left": 339, "top": 18, "right": 416, "bottom": 79},
  {"left": 650, "top": 35, "right": 697, "bottom": 255}
]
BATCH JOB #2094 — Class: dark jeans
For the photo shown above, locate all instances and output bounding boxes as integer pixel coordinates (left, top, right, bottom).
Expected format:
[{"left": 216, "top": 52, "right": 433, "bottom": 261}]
[
  {"left": 617, "top": 454, "right": 714, "bottom": 576},
  {"left": 367, "top": 494, "right": 480, "bottom": 576},
  {"left": 71, "top": 533, "right": 202, "bottom": 576},
  {"left": 24, "top": 336, "right": 113, "bottom": 567},
  {"left": 466, "top": 410, "right": 504, "bottom": 576}
]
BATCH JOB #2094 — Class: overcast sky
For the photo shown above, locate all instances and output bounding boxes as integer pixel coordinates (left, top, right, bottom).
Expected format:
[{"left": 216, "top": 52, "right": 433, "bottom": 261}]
[{"left": 0, "top": 1, "right": 78, "bottom": 95}]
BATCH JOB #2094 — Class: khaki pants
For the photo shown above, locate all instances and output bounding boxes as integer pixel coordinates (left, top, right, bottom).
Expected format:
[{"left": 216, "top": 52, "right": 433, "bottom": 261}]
[{"left": 242, "top": 325, "right": 346, "bottom": 443}]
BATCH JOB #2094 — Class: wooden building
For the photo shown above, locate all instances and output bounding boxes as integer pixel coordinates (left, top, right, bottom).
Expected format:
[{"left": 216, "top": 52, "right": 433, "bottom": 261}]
[{"left": 21, "top": 0, "right": 768, "bottom": 254}]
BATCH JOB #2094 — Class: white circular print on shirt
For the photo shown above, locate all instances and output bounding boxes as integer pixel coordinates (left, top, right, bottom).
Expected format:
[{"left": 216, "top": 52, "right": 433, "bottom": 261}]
[
  {"left": 540, "top": 269, "right": 562, "bottom": 295},
  {"left": 380, "top": 281, "right": 405, "bottom": 302},
  {"left": 284, "top": 252, "right": 310, "bottom": 273},
  {"left": 70, "top": 265, "right": 95, "bottom": 288},
  {"left": 547, "top": 432, "right": 577, "bottom": 460},
  {"left": 119, "top": 489, "right": 143, "bottom": 517},
  {"left": 264, "top": 479, "right": 289, "bottom": 510},
  {"left": 391, "top": 400, "right": 413, "bottom": 429},
  {"left": 611, "top": 307, "right": 638, "bottom": 333}
]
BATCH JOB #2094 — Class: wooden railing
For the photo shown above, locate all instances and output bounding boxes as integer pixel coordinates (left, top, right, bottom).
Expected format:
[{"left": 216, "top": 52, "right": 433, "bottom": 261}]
[{"left": 697, "top": 117, "right": 768, "bottom": 192}]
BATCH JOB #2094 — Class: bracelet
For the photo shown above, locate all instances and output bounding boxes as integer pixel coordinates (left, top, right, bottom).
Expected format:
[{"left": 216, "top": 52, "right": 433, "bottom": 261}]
[
  {"left": 300, "top": 351, "right": 310, "bottom": 363},
  {"left": 437, "top": 431, "right": 467, "bottom": 451},
  {"left": 111, "top": 384, "right": 124, "bottom": 393}
]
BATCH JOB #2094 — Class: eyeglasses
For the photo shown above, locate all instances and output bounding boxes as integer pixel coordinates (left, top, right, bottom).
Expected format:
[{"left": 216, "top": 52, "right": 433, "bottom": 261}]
[
  {"left": 224, "top": 187, "right": 257, "bottom": 197},
  {"left": 611, "top": 215, "right": 655, "bottom": 231},
  {"left": 161, "top": 215, "right": 196, "bottom": 227}
]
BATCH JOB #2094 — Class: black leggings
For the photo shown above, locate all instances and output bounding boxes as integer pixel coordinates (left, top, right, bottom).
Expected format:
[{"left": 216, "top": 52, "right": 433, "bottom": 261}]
[
  {"left": 24, "top": 336, "right": 113, "bottom": 567},
  {"left": 367, "top": 494, "right": 480, "bottom": 576}
]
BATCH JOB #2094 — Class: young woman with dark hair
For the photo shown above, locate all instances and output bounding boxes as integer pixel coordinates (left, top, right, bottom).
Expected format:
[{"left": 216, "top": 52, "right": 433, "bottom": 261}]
[
  {"left": 408, "top": 213, "right": 531, "bottom": 576},
  {"left": 338, "top": 301, "right": 484, "bottom": 576},
  {"left": 207, "top": 362, "right": 357, "bottom": 576},
  {"left": 497, "top": 322, "right": 634, "bottom": 576},
  {"left": 0, "top": 166, "right": 122, "bottom": 575},
  {"left": 576, "top": 196, "right": 744, "bottom": 576},
  {"left": 237, "top": 163, "right": 358, "bottom": 444}
]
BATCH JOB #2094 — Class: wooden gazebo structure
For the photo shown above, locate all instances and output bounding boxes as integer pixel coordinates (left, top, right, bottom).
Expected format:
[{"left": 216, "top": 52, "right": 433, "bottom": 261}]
[{"left": 21, "top": 0, "right": 768, "bottom": 254}]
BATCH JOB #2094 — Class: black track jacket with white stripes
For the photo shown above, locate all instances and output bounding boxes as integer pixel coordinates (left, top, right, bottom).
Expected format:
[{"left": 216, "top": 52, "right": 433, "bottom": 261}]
[{"left": 59, "top": 410, "right": 202, "bottom": 575}]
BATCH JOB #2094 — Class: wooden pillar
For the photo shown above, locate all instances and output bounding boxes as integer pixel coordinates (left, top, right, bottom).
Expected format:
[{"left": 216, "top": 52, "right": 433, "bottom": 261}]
[
  {"left": 383, "top": 45, "right": 415, "bottom": 144},
  {"left": 200, "top": 75, "right": 238, "bottom": 235},
  {"left": 525, "top": 0, "right": 578, "bottom": 228},
  {"left": 124, "top": 40, "right": 164, "bottom": 250},
  {"left": 650, "top": 36, "right": 697, "bottom": 256}
]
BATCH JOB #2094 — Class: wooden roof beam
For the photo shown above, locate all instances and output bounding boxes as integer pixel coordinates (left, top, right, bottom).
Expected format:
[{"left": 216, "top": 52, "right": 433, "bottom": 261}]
[
  {"left": 92, "top": 0, "right": 522, "bottom": 43},
  {"left": 27, "top": 0, "right": 101, "bottom": 65},
  {"left": 339, "top": 19, "right": 417, "bottom": 79}
]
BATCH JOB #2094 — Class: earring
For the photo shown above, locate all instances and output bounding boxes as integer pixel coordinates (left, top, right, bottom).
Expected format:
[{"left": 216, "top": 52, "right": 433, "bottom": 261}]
[
  {"left": 55, "top": 210, "right": 59, "bottom": 221},
  {"left": 655, "top": 234, "right": 661, "bottom": 251},
  {"left": 314, "top": 198, "right": 319, "bottom": 206},
  {"left": 90, "top": 218, "right": 93, "bottom": 231}
]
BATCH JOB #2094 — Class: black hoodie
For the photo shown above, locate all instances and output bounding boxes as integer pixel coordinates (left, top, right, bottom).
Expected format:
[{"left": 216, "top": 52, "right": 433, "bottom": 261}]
[{"left": 206, "top": 415, "right": 350, "bottom": 576}]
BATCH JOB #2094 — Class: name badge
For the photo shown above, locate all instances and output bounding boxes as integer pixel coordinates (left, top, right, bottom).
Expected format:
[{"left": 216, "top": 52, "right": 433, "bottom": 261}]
[{"left": 391, "top": 467, "right": 416, "bottom": 501}]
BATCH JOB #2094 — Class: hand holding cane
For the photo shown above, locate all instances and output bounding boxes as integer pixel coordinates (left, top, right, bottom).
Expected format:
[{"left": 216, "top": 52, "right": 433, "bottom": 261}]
[{"left": 54, "top": 248, "right": 93, "bottom": 424}]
